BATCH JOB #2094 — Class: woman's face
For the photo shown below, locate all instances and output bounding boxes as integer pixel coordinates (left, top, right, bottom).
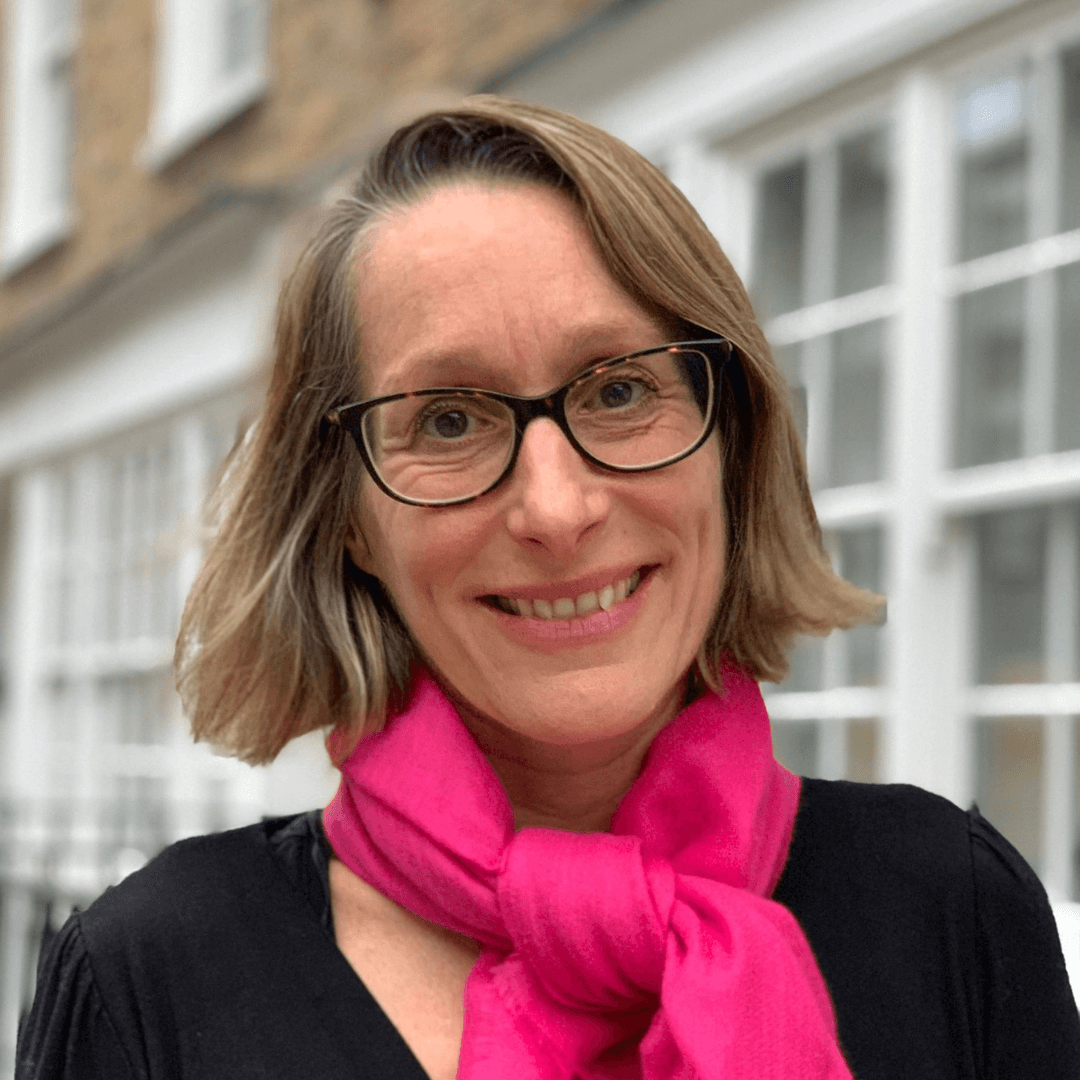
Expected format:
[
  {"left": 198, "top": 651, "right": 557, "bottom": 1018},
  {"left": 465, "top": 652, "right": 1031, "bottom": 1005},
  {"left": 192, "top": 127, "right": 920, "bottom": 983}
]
[{"left": 350, "top": 183, "right": 725, "bottom": 747}]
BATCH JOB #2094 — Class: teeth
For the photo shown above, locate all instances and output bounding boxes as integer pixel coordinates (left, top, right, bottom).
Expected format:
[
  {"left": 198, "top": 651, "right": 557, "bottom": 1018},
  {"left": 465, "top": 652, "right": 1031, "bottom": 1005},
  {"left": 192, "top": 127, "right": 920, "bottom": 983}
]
[
  {"left": 496, "top": 570, "right": 645, "bottom": 620},
  {"left": 532, "top": 599, "right": 554, "bottom": 619},
  {"left": 575, "top": 591, "right": 599, "bottom": 616}
]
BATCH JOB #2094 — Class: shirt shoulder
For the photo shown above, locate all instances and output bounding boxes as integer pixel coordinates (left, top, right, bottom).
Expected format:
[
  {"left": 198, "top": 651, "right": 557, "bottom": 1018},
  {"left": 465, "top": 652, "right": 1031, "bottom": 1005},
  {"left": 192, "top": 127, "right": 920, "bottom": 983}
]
[
  {"left": 16, "top": 915, "right": 137, "bottom": 1080},
  {"left": 966, "top": 805, "right": 1080, "bottom": 1077},
  {"left": 774, "top": 778, "right": 1080, "bottom": 1080},
  {"left": 20, "top": 812, "right": 425, "bottom": 1079},
  {"left": 20, "top": 816, "right": 316, "bottom": 1079},
  {"left": 774, "top": 778, "right": 976, "bottom": 938},
  {"left": 79, "top": 813, "right": 310, "bottom": 936}
]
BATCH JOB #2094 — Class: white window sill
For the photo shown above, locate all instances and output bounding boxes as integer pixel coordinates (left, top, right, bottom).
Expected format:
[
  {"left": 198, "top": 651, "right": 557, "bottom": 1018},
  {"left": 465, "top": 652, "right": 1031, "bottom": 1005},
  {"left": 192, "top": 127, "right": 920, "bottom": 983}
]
[
  {"left": 139, "top": 68, "right": 268, "bottom": 171},
  {"left": 0, "top": 206, "right": 74, "bottom": 279}
]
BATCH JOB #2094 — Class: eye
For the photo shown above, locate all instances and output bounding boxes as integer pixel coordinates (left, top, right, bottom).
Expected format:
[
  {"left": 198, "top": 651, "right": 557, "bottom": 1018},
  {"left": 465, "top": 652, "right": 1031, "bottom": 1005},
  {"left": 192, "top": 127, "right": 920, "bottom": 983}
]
[
  {"left": 596, "top": 379, "right": 645, "bottom": 410},
  {"left": 424, "top": 407, "right": 471, "bottom": 439},
  {"left": 414, "top": 397, "right": 507, "bottom": 443}
]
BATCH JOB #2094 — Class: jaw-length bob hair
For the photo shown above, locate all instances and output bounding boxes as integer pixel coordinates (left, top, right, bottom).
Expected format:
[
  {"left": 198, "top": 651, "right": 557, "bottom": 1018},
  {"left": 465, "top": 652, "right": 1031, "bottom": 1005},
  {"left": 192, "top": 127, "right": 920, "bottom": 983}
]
[{"left": 177, "top": 95, "right": 881, "bottom": 765}]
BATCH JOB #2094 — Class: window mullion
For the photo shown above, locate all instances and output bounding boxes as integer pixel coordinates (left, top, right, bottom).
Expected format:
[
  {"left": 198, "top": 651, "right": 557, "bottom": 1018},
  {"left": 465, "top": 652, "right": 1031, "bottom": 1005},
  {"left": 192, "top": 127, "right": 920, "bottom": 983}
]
[
  {"left": 817, "top": 721, "right": 848, "bottom": 781},
  {"left": 1043, "top": 504, "right": 1079, "bottom": 899},
  {"left": 1025, "top": 270, "right": 1055, "bottom": 457},
  {"left": 887, "top": 70, "right": 962, "bottom": 798},
  {"left": 69, "top": 455, "right": 103, "bottom": 891}
]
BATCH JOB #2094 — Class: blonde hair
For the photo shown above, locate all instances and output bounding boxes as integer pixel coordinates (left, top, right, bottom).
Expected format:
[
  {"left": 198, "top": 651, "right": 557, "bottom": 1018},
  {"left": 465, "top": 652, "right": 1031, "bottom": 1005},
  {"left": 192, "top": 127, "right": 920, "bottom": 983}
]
[{"left": 176, "top": 95, "right": 881, "bottom": 765}]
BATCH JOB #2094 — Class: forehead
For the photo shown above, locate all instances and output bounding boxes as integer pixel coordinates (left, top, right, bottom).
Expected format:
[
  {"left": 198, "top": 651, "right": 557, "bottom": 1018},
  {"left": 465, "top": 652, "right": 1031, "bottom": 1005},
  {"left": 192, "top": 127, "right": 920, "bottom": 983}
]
[{"left": 353, "top": 183, "right": 667, "bottom": 396}]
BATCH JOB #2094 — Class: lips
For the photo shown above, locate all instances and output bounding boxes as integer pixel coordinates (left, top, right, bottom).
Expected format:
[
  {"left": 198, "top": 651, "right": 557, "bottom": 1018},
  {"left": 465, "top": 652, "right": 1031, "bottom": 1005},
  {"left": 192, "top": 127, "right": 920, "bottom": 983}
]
[{"left": 486, "top": 568, "right": 646, "bottom": 620}]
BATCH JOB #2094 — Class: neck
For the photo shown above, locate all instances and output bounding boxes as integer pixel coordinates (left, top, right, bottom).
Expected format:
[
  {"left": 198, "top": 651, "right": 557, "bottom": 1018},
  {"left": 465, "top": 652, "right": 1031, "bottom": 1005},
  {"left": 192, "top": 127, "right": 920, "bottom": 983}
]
[{"left": 448, "top": 682, "right": 686, "bottom": 834}]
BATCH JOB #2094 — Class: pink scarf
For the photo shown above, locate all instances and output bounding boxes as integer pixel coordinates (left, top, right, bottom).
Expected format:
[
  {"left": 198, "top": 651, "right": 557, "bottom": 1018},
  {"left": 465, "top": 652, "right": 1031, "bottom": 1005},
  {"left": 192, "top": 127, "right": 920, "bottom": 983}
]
[{"left": 324, "top": 666, "right": 853, "bottom": 1079}]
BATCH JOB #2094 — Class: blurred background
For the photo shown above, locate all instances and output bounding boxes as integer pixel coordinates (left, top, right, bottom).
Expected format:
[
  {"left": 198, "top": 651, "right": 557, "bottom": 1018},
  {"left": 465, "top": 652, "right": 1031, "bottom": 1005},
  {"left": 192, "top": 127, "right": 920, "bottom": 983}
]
[{"left": 0, "top": 0, "right": 1079, "bottom": 1071}]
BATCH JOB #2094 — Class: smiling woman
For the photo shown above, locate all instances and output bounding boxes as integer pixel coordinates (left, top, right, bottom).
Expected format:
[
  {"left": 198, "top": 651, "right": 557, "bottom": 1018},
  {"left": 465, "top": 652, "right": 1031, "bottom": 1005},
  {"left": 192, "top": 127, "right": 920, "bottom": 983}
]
[{"left": 17, "top": 98, "right": 1080, "bottom": 1080}]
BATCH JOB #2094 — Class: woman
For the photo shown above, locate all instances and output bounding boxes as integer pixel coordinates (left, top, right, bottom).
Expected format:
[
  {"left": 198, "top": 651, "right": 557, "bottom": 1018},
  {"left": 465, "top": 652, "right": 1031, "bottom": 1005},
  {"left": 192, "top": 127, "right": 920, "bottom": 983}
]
[{"left": 18, "top": 97, "right": 1080, "bottom": 1079}]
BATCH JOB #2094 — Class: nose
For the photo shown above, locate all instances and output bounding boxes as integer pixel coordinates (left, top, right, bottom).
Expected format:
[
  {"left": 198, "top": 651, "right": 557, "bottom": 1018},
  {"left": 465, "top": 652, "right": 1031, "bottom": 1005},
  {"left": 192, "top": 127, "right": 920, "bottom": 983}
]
[{"left": 503, "top": 418, "right": 610, "bottom": 558}]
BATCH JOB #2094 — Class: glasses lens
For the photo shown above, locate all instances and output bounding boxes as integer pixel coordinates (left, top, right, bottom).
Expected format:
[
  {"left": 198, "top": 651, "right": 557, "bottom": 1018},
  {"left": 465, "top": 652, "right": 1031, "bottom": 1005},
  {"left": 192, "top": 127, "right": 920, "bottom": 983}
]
[
  {"left": 565, "top": 347, "right": 714, "bottom": 468},
  {"left": 361, "top": 392, "right": 516, "bottom": 504}
]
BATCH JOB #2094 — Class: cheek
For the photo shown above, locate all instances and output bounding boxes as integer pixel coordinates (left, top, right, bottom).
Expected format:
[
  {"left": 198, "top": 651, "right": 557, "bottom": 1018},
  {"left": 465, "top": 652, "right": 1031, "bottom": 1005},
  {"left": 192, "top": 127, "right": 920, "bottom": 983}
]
[{"left": 355, "top": 489, "right": 488, "bottom": 613}]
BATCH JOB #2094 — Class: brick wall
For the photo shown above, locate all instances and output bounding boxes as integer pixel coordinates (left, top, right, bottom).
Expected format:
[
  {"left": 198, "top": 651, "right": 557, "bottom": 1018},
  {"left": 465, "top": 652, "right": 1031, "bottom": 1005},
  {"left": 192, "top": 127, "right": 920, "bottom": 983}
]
[{"left": 0, "top": 0, "right": 613, "bottom": 342}]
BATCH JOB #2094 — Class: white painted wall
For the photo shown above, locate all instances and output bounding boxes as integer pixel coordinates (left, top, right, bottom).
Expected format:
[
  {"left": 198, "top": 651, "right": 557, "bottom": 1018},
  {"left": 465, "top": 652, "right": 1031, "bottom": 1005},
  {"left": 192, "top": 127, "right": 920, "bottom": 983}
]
[{"left": 0, "top": 205, "right": 280, "bottom": 473}]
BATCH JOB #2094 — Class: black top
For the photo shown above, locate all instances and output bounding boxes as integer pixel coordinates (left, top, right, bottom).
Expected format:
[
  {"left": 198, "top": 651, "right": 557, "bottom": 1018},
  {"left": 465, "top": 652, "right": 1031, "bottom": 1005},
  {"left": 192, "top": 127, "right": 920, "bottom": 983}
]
[{"left": 16, "top": 779, "right": 1080, "bottom": 1079}]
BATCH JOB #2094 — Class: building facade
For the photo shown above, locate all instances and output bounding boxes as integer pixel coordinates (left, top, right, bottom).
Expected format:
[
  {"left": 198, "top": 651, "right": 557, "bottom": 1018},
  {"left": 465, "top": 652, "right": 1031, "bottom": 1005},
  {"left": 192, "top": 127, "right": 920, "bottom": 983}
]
[
  {"left": 0, "top": 1, "right": 611, "bottom": 1072},
  {"left": 1, "top": 0, "right": 1078, "bottom": 1072}
]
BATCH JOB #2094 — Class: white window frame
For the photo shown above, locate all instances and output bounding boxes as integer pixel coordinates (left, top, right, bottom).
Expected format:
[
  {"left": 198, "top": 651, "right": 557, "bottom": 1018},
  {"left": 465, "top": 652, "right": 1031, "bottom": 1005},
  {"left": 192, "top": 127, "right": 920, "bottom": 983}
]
[
  {"left": 0, "top": 0, "right": 77, "bottom": 275},
  {"left": 688, "top": 101, "right": 898, "bottom": 784},
  {"left": 704, "top": 15, "right": 1080, "bottom": 905},
  {"left": 2, "top": 395, "right": 261, "bottom": 903},
  {"left": 140, "top": 0, "right": 269, "bottom": 170}
]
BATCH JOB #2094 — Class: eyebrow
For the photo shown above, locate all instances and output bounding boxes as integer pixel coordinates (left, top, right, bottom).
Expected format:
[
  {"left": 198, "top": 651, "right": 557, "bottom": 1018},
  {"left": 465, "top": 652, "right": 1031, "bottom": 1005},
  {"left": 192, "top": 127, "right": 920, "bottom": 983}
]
[{"left": 369, "top": 321, "right": 667, "bottom": 397}]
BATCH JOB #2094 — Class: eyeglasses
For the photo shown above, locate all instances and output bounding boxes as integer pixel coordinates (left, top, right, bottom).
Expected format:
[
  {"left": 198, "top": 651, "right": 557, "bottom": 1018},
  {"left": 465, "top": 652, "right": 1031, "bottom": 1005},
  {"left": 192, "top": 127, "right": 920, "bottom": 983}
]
[{"left": 325, "top": 338, "right": 735, "bottom": 507}]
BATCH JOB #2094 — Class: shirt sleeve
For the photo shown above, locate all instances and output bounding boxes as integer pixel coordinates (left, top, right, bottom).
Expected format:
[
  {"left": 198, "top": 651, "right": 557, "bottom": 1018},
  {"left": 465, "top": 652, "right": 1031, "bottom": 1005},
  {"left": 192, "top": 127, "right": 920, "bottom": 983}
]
[
  {"left": 969, "top": 807, "right": 1080, "bottom": 1079},
  {"left": 15, "top": 914, "right": 138, "bottom": 1080}
]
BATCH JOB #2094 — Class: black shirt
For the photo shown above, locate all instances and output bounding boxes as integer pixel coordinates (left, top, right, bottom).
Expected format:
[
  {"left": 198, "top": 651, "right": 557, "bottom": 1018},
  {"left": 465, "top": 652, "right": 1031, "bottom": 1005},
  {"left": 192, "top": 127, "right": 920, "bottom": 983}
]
[{"left": 16, "top": 779, "right": 1080, "bottom": 1078}]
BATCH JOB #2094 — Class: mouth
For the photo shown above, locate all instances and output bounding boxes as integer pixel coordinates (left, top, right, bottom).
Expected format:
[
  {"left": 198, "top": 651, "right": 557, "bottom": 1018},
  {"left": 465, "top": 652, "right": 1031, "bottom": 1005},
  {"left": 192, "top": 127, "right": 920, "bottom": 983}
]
[{"left": 484, "top": 567, "right": 649, "bottom": 620}]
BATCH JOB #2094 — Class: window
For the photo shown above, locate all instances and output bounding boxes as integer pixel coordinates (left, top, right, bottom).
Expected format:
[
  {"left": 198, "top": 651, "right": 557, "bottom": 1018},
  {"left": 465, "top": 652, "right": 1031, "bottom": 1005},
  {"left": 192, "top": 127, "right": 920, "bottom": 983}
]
[
  {"left": 141, "top": 0, "right": 269, "bottom": 169},
  {"left": 968, "top": 503, "right": 1080, "bottom": 898},
  {"left": 753, "top": 124, "right": 893, "bottom": 493},
  {"left": 0, "top": 0, "right": 77, "bottom": 273},
  {"left": 946, "top": 40, "right": 1080, "bottom": 904},
  {"left": 768, "top": 525, "right": 885, "bottom": 782},
  {"left": 949, "top": 44, "right": 1080, "bottom": 465},
  {"left": 8, "top": 397, "right": 252, "bottom": 904},
  {"left": 749, "top": 120, "right": 893, "bottom": 784},
  {"left": 735, "top": 27, "right": 1080, "bottom": 909}
]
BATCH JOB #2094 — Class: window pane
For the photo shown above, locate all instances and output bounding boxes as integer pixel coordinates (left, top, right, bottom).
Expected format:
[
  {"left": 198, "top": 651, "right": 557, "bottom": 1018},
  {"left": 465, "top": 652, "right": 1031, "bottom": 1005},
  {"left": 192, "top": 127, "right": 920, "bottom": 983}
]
[
  {"left": 956, "top": 280, "right": 1025, "bottom": 467},
  {"left": 772, "top": 719, "right": 879, "bottom": 782},
  {"left": 975, "top": 717, "right": 1044, "bottom": 875},
  {"left": 829, "top": 320, "right": 885, "bottom": 485},
  {"left": 99, "top": 671, "right": 170, "bottom": 745},
  {"left": 958, "top": 73, "right": 1029, "bottom": 260},
  {"left": 101, "top": 439, "right": 180, "bottom": 644},
  {"left": 836, "top": 128, "right": 890, "bottom": 296},
  {"left": 839, "top": 528, "right": 883, "bottom": 686},
  {"left": 48, "top": 469, "right": 79, "bottom": 648},
  {"left": 773, "top": 721, "right": 819, "bottom": 777},
  {"left": 222, "top": 0, "right": 262, "bottom": 75},
  {"left": 1062, "top": 45, "right": 1080, "bottom": 232},
  {"left": 754, "top": 159, "right": 806, "bottom": 317},
  {"left": 847, "top": 719, "right": 878, "bottom": 783},
  {"left": 104, "top": 776, "right": 170, "bottom": 858},
  {"left": 976, "top": 507, "right": 1047, "bottom": 685},
  {"left": 774, "top": 342, "right": 808, "bottom": 450},
  {"left": 781, "top": 636, "right": 824, "bottom": 692},
  {"left": 1057, "top": 261, "right": 1080, "bottom": 453}
]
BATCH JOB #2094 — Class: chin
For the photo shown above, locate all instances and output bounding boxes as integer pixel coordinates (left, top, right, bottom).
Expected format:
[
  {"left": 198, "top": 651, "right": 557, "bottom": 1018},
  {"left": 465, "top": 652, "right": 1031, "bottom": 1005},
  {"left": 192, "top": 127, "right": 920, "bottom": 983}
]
[{"left": 474, "top": 670, "right": 684, "bottom": 747}]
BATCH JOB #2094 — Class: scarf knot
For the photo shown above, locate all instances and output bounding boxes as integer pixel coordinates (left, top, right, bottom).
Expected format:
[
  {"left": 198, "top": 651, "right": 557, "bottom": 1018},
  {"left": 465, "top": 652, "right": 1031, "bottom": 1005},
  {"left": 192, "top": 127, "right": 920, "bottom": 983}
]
[
  {"left": 324, "top": 665, "right": 854, "bottom": 1079},
  {"left": 498, "top": 830, "right": 673, "bottom": 1010}
]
